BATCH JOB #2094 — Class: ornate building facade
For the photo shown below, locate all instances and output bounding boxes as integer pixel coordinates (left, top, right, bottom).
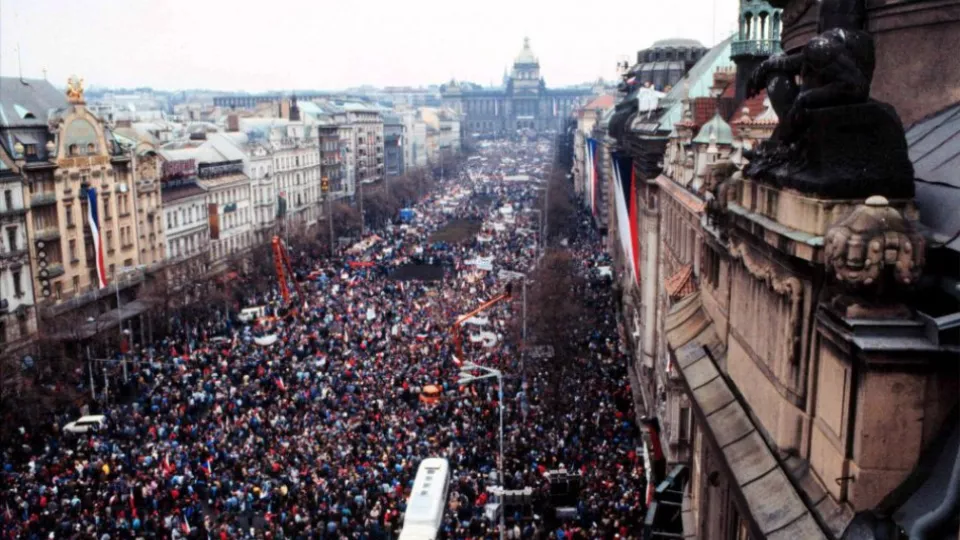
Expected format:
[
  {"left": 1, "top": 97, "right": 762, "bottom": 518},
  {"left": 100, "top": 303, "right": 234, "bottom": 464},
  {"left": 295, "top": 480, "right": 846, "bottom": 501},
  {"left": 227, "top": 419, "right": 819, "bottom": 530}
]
[
  {"left": 440, "top": 38, "right": 593, "bottom": 136},
  {"left": 602, "top": 0, "right": 960, "bottom": 537}
]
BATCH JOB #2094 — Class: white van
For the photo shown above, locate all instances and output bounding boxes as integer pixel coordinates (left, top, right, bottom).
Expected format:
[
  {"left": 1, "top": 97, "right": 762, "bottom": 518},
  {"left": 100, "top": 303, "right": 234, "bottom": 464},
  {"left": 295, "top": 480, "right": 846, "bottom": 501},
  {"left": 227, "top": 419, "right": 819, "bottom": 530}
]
[{"left": 63, "top": 415, "right": 107, "bottom": 434}]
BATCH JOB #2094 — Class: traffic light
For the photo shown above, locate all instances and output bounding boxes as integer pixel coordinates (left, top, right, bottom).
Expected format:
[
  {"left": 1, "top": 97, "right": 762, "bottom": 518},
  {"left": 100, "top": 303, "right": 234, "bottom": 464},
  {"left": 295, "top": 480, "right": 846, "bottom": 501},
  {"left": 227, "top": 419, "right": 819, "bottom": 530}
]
[{"left": 321, "top": 177, "right": 330, "bottom": 193}]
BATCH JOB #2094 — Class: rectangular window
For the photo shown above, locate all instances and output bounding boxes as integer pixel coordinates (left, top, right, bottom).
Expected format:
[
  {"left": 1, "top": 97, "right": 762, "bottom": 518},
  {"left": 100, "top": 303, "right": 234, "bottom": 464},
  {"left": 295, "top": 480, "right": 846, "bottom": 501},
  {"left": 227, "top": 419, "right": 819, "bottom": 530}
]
[
  {"left": 65, "top": 204, "right": 75, "bottom": 227},
  {"left": 72, "top": 276, "right": 80, "bottom": 292},
  {"left": 6, "top": 227, "right": 16, "bottom": 251},
  {"left": 679, "top": 407, "right": 691, "bottom": 442},
  {"left": 4, "top": 190, "right": 12, "bottom": 210},
  {"left": 55, "top": 281, "right": 62, "bottom": 300},
  {"left": 12, "top": 270, "right": 22, "bottom": 297},
  {"left": 106, "top": 231, "right": 113, "bottom": 251},
  {"left": 69, "top": 239, "right": 77, "bottom": 262}
]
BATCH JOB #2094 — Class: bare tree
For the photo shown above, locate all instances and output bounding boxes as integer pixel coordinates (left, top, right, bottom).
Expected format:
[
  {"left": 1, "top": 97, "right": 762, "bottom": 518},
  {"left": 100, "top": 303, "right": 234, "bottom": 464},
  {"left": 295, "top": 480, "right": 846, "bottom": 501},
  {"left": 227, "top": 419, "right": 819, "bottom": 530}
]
[
  {"left": 512, "top": 249, "right": 596, "bottom": 359},
  {"left": 332, "top": 202, "right": 362, "bottom": 239}
]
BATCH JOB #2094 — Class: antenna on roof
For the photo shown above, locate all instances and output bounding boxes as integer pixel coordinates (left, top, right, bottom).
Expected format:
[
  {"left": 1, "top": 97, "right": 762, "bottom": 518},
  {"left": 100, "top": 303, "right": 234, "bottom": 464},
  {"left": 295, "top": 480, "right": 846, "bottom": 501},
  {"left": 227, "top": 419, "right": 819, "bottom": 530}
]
[
  {"left": 42, "top": 68, "right": 47, "bottom": 81},
  {"left": 16, "top": 43, "right": 24, "bottom": 83}
]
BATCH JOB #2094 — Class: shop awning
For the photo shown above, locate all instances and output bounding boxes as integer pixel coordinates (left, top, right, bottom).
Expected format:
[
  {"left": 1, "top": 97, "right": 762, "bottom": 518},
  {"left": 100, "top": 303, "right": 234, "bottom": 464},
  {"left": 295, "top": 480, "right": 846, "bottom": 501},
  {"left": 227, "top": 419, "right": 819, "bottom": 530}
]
[{"left": 665, "top": 293, "right": 830, "bottom": 540}]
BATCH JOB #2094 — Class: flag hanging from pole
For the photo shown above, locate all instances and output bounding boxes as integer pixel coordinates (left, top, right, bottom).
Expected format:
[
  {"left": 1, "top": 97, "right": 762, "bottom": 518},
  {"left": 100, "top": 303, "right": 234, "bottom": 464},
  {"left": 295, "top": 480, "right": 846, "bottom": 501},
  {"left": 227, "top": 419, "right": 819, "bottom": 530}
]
[
  {"left": 86, "top": 187, "right": 108, "bottom": 289},
  {"left": 586, "top": 138, "right": 600, "bottom": 218},
  {"left": 611, "top": 151, "right": 641, "bottom": 286}
]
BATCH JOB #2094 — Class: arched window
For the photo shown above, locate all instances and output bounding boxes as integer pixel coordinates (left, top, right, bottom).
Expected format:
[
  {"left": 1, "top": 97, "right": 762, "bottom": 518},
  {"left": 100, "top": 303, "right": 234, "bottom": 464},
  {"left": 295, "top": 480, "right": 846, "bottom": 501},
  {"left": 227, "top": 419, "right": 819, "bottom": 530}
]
[
  {"left": 759, "top": 12, "right": 769, "bottom": 41},
  {"left": 743, "top": 12, "right": 754, "bottom": 40}
]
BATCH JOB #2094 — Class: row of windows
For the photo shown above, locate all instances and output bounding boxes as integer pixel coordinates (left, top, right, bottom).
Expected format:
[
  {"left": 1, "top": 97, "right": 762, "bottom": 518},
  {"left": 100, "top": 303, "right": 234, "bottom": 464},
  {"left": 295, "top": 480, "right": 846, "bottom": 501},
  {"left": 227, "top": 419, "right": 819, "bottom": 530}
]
[
  {"left": 663, "top": 197, "right": 698, "bottom": 266},
  {"left": 274, "top": 151, "right": 319, "bottom": 172},
  {"left": 167, "top": 204, "right": 206, "bottom": 230},
  {"left": 168, "top": 231, "right": 207, "bottom": 259},
  {"left": 221, "top": 208, "right": 250, "bottom": 231},
  {"left": 211, "top": 231, "right": 253, "bottom": 260},
  {"left": 640, "top": 47, "right": 704, "bottom": 63}
]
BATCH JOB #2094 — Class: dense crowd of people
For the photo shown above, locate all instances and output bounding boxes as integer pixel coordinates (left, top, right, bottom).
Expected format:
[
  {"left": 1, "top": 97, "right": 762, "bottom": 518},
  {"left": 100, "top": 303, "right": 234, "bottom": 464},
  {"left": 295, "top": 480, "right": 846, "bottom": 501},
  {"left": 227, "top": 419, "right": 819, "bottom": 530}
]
[{"left": 1, "top": 139, "right": 646, "bottom": 539}]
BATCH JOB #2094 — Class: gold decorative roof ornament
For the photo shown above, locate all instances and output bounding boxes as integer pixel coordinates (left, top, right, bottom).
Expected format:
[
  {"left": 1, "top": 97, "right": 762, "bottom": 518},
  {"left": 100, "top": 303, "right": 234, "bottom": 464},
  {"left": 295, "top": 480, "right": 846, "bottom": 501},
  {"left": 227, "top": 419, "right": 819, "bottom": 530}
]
[
  {"left": 824, "top": 195, "right": 925, "bottom": 295},
  {"left": 66, "top": 75, "right": 85, "bottom": 104}
]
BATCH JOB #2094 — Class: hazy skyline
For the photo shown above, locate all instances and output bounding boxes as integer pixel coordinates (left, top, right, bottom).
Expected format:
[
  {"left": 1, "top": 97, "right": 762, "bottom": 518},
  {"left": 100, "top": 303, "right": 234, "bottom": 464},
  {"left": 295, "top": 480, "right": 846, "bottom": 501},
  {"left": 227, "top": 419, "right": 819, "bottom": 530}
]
[{"left": 1, "top": 0, "right": 739, "bottom": 92}]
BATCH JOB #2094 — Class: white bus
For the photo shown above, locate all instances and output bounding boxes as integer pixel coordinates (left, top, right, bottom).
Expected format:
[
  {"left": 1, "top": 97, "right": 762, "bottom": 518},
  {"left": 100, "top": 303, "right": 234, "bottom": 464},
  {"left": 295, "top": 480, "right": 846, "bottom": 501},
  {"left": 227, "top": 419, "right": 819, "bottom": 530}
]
[{"left": 398, "top": 457, "right": 451, "bottom": 540}]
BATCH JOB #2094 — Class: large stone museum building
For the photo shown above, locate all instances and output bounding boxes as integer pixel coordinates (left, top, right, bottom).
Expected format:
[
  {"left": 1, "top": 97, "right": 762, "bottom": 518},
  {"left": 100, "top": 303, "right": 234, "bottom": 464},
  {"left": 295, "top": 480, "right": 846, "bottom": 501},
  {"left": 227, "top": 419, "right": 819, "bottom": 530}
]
[{"left": 440, "top": 38, "right": 594, "bottom": 136}]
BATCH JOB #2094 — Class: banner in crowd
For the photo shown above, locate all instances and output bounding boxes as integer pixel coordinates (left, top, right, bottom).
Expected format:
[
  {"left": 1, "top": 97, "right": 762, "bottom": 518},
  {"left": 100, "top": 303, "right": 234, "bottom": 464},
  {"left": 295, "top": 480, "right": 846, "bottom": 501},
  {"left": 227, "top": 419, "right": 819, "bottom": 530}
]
[
  {"left": 465, "top": 256, "right": 494, "bottom": 271},
  {"left": 254, "top": 334, "right": 278, "bottom": 346},
  {"left": 611, "top": 151, "right": 641, "bottom": 286}
]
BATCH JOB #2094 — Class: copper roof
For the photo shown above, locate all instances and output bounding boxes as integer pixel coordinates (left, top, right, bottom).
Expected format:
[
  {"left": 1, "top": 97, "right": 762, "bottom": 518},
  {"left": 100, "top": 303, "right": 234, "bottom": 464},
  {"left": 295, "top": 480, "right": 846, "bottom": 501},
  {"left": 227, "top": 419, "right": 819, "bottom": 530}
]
[{"left": 584, "top": 94, "right": 616, "bottom": 111}]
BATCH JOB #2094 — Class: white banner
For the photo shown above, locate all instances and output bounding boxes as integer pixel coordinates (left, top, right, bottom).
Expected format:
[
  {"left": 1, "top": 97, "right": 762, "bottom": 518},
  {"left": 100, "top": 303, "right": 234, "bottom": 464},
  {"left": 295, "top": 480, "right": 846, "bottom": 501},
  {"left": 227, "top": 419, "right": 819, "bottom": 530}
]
[
  {"left": 254, "top": 334, "right": 279, "bottom": 346},
  {"left": 465, "top": 256, "right": 494, "bottom": 271},
  {"left": 464, "top": 316, "right": 490, "bottom": 326},
  {"left": 469, "top": 331, "right": 499, "bottom": 347}
]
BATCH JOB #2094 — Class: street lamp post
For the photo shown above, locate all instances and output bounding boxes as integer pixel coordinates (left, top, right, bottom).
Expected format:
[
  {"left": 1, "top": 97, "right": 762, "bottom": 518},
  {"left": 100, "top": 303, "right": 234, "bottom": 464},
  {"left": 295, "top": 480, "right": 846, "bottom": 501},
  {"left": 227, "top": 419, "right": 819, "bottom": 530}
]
[
  {"left": 458, "top": 362, "right": 506, "bottom": 540},
  {"left": 114, "top": 265, "right": 141, "bottom": 383}
]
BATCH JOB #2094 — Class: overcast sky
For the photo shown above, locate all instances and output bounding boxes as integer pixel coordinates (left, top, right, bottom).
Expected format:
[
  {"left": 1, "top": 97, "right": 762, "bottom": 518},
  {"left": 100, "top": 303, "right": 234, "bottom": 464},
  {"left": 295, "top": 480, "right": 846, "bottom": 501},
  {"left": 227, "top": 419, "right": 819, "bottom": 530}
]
[{"left": 1, "top": 0, "right": 739, "bottom": 92}]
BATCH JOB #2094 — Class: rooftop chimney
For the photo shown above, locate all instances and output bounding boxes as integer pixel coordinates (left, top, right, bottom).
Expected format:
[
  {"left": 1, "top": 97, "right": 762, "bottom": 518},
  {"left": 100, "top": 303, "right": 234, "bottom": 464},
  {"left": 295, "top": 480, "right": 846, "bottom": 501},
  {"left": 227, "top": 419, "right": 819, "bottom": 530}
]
[{"left": 227, "top": 114, "right": 239, "bottom": 132}]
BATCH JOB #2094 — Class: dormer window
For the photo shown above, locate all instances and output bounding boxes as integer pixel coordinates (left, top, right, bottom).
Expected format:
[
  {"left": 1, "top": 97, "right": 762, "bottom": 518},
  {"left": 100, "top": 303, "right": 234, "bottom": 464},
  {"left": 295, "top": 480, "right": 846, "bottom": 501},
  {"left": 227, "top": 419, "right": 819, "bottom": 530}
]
[{"left": 13, "top": 104, "right": 35, "bottom": 120}]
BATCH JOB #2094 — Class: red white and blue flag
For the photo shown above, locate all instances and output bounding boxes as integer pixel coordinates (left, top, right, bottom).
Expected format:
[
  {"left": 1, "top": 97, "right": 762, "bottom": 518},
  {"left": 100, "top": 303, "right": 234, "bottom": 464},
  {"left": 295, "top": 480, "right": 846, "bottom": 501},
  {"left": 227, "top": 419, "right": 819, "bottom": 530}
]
[
  {"left": 586, "top": 138, "right": 600, "bottom": 218},
  {"left": 86, "top": 187, "right": 108, "bottom": 289},
  {"left": 611, "top": 151, "right": 641, "bottom": 286}
]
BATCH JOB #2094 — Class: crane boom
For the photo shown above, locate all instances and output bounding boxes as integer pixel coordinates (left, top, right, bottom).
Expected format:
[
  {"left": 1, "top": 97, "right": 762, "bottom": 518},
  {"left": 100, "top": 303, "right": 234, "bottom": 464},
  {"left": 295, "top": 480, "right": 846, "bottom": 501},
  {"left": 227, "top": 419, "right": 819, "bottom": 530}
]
[
  {"left": 272, "top": 235, "right": 305, "bottom": 307},
  {"left": 451, "top": 288, "right": 511, "bottom": 361}
]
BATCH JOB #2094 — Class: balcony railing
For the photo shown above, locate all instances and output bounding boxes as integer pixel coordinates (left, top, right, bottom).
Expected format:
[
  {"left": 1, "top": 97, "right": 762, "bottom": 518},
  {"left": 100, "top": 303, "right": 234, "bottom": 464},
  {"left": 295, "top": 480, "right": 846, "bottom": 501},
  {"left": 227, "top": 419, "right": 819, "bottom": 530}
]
[
  {"left": 46, "top": 263, "right": 65, "bottom": 278},
  {"left": 35, "top": 227, "right": 61, "bottom": 241},
  {"left": 0, "top": 206, "right": 27, "bottom": 218},
  {"left": 30, "top": 192, "right": 58, "bottom": 207},
  {"left": 0, "top": 248, "right": 27, "bottom": 260},
  {"left": 731, "top": 39, "right": 781, "bottom": 57}
]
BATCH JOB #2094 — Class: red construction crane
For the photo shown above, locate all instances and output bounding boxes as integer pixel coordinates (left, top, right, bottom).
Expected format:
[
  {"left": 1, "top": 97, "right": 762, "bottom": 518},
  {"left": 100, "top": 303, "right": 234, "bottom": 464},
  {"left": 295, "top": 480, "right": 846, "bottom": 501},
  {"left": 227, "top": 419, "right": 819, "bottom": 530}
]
[
  {"left": 272, "top": 235, "right": 304, "bottom": 307},
  {"left": 451, "top": 285, "right": 512, "bottom": 363}
]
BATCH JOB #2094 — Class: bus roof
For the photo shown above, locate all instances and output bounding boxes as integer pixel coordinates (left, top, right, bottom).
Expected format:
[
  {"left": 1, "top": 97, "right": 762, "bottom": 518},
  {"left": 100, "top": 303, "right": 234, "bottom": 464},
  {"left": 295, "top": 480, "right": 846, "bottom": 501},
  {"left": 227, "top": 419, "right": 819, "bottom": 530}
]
[{"left": 404, "top": 458, "right": 449, "bottom": 526}]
